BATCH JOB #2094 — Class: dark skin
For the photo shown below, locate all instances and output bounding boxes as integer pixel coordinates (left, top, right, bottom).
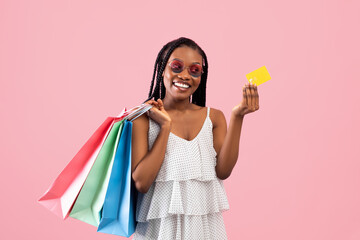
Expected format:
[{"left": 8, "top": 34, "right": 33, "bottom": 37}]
[{"left": 131, "top": 46, "right": 259, "bottom": 193}]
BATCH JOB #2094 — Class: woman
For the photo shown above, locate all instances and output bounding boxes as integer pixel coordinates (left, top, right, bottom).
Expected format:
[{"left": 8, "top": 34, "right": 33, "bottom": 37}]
[{"left": 131, "top": 37, "right": 259, "bottom": 239}]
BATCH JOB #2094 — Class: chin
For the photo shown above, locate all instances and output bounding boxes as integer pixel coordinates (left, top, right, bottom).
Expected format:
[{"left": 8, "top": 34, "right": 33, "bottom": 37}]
[{"left": 170, "top": 93, "right": 192, "bottom": 101}]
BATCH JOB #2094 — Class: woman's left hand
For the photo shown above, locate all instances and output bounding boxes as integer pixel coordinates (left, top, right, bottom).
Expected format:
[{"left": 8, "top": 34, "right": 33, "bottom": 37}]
[{"left": 232, "top": 82, "right": 259, "bottom": 118}]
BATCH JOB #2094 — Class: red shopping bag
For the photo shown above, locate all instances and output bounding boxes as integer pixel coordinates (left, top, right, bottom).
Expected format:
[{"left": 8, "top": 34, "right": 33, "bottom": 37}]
[
  {"left": 38, "top": 109, "right": 126, "bottom": 219},
  {"left": 38, "top": 103, "right": 152, "bottom": 219}
]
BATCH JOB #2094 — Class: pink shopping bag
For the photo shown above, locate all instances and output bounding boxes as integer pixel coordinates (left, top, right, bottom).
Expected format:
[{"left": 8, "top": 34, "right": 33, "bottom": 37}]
[
  {"left": 38, "top": 103, "right": 152, "bottom": 220},
  {"left": 38, "top": 108, "right": 127, "bottom": 219}
]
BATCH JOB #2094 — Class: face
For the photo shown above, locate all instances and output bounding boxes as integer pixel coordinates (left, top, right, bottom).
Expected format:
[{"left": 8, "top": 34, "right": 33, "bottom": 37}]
[{"left": 162, "top": 46, "right": 203, "bottom": 101}]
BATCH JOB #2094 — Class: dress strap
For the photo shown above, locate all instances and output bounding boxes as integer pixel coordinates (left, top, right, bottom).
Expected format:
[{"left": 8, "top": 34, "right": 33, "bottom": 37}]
[{"left": 207, "top": 107, "right": 210, "bottom": 118}]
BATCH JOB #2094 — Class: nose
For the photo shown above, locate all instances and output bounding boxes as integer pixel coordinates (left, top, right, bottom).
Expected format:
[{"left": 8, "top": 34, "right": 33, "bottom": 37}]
[{"left": 177, "top": 68, "right": 191, "bottom": 80}]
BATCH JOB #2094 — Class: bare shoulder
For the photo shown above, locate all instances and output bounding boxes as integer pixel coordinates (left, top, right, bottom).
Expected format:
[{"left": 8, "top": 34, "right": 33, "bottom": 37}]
[
  {"left": 131, "top": 112, "right": 149, "bottom": 133},
  {"left": 208, "top": 107, "right": 227, "bottom": 128},
  {"left": 130, "top": 112, "right": 149, "bottom": 174},
  {"left": 209, "top": 107, "right": 227, "bottom": 161}
]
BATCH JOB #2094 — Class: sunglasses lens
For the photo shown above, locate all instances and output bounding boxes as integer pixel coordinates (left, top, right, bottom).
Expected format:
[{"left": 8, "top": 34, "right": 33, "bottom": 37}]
[
  {"left": 170, "top": 60, "right": 184, "bottom": 73},
  {"left": 189, "top": 65, "right": 202, "bottom": 77},
  {"left": 169, "top": 60, "right": 203, "bottom": 77}
]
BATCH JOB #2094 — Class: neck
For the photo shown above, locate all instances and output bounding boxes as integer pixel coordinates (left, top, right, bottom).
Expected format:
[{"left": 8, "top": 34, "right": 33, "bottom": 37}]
[{"left": 162, "top": 95, "right": 192, "bottom": 112}]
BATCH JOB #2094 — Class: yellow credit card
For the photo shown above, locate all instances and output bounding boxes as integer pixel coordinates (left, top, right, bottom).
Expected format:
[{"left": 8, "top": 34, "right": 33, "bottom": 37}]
[{"left": 246, "top": 66, "right": 271, "bottom": 85}]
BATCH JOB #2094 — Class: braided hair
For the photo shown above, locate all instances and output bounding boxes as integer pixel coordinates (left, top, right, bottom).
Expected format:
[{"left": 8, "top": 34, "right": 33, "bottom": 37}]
[{"left": 142, "top": 37, "right": 209, "bottom": 107}]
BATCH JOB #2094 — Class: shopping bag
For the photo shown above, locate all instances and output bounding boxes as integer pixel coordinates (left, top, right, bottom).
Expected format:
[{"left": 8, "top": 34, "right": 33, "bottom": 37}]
[
  {"left": 38, "top": 103, "right": 151, "bottom": 221},
  {"left": 38, "top": 110, "right": 126, "bottom": 219},
  {"left": 69, "top": 119, "right": 125, "bottom": 226},
  {"left": 97, "top": 119, "right": 137, "bottom": 237}
]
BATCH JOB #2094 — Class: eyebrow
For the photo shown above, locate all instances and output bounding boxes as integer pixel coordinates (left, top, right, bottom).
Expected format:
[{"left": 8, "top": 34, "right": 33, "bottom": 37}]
[{"left": 172, "top": 58, "right": 201, "bottom": 65}]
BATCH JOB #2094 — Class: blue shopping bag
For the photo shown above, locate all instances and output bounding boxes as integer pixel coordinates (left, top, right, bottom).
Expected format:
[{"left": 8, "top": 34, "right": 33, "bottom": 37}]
[{"left": 97, "top": 119, "right": 138, "bottom": 237}]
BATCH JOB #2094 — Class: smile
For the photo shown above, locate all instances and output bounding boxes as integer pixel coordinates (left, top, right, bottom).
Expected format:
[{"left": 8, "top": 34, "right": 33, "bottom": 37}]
[{"left": 173, "top": 81, "right": 190, "bottom": 89}]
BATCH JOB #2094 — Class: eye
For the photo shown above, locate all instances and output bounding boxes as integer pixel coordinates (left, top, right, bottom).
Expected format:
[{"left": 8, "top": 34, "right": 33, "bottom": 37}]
[
  {"left": 190, "top": 65, "right": 201, "bottom": 74},
  {"left": 170, "top": 60, "right": 183, "bottom": 72}
]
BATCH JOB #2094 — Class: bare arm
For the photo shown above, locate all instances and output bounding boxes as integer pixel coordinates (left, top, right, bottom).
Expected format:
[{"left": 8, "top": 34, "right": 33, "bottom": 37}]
[
  {"left": 213, "top": 109, "right": 244, "bottom": 180},
  {"left": 214, "top": 111, "right": 244, "bottom": 180},
  {"left": 131, "top": 113, "right": 171, "bottom": 193},
  {"left": 213, "top": 82, "right": 259, "bottom": 180}
]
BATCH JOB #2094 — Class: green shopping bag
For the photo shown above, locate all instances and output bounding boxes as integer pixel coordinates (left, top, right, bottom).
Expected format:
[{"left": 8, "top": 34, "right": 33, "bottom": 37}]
[{"left": 69, "top": 119, "right": 125, "bottom": 226}]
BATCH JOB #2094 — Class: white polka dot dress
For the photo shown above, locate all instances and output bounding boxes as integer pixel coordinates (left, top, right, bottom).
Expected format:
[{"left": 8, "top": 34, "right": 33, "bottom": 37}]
[{"left": 132, "top": 107, "right": 230, "bottom": 240}]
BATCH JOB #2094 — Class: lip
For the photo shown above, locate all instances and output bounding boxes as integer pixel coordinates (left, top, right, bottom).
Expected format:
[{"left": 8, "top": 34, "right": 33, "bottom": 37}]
[
  {"left": 173, "top": 81, "right": 191, "bottom": 91},
  {"left": 173, "top": 81, "right": 191, "bottom": 87}
]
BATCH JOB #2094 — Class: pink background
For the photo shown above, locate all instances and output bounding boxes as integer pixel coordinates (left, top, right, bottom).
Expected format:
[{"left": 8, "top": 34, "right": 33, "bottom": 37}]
[{"left": 1, "top": 0, "right": 359, "bottom": 239}]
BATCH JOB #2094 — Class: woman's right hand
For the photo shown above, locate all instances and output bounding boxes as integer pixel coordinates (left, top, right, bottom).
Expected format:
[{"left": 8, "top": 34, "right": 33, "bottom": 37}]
[{"left": 145, "top": 99, "right": 172, "bottom": 128}]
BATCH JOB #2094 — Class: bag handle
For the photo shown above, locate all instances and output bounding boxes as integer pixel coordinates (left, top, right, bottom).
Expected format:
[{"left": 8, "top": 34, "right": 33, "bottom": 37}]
[
  {"left": 117, "top": 104, "right": 146, "bottom": 118},
  {"left": 128, "top": 105, "right": 152, "bottom": 122},
  {"left": 120, "top": 103, "right": 152, "bottom": 122}
]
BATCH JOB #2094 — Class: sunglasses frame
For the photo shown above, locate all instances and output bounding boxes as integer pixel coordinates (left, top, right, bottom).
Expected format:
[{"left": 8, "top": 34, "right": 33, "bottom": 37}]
[{"left": 167, "top": 59, "right": 204, "bottom": 78}]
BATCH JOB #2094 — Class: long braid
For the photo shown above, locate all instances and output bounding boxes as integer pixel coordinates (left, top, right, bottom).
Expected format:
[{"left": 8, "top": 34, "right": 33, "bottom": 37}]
[
  {"left": 147, "top": 52, "right": 161, "bottom": 99},
  {"left": 145, "top": 47, "right": 167, "bottom": 102},
  {"left": 145, "top": 43, "right": 174, "bottom": 102},
  {"left": 192, "top": 51, "right": 208, "bottom": 106},
  {"left": 157, "top": 38, "right": 189, "bottom": 100}
]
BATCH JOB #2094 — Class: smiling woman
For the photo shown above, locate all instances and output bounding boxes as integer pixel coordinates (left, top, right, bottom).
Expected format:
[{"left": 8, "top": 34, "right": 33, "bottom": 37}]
[
  {"left": 130, "top": 37, "right": 259, "bottom": 239},
  {"left": 160, "top": 46, "right": 204, "bottom": 103},
  {"left": 141, "top": 37, "right": 208, "bottom": 106}
]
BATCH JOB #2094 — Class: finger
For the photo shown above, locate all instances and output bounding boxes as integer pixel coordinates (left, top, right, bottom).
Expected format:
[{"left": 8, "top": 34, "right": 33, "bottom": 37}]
[
  {"left": 254, "top": 84, "right": 259, "bottom": 109},
  {"left": 250, "top": 83, "right": 256, "bottom": 110},
  {"left": 157, "top": 99, "right": 165, "bottom": 110},
  {"left": 150, "top": 99, "right": 158, "bottom": 105},
  {"left": 243, "top": 85, "right": 247, "bottom": 105},
  {"left": 146, "top": 100, "right": 156, "bottom": 107},
  {"left": 149, "top": 106, "right": 159, "bottom": 114},
  {"left": 244, "top": 84, "right": 249, "bottom": 106},
  {"left": 148, "top": 100, "right": 159, "bottom": 111},
  {"left": 246, "top": 83, "right": 252, "bottom": 107}
]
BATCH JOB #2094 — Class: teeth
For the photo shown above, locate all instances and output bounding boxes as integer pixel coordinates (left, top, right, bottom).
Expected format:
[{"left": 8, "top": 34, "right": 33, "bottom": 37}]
[{"left": 174, "top": 82, "right": 190, "bottom": 88}]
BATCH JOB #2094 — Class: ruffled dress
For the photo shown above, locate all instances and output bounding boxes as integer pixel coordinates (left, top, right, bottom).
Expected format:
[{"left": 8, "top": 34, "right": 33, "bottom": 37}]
[{"left": 132, "top": 107, "right": 230, "bottom": 240}]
